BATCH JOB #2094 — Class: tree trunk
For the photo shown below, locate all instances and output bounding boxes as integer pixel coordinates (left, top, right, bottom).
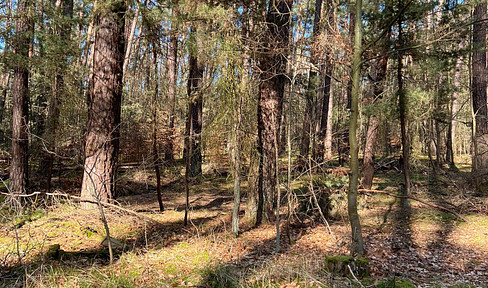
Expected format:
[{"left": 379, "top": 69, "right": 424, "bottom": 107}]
[
  {"left": 152, "top": 43, "right": 163, "bottom": 212},
  {"left": 256, "top": 0, "right": 292, "bottom": 226},
  {"left": 232, "top": 89, "right": 242, "bottom": 236},
  {"left": 348, "top": 0, "right": 364, "bottom": 256},
  {"left": 447, "top": 45, "right": 463, "bottom": 167},
  {"left": 165, "top": 9, "right": 178, "bottom": 162},
  {"left": 10, "top": 0, "right": 33, "bottom": 196},
  {"left": 314, "top": 0, "right": 335, "bottom": 164},
  {"left": 186, "top": 26, "right": 204, "bottom": 177},
  {"left": 398, "top": 0, "right": 410, "bottom": 201},
  {"left": 300, "top": 0, "right": 322, "bottom": 165},
  {"left": 80, "top": 0, "right": 126, "bottom": 204},
  {"left": 122, "top": 4, "right": 139, "bottom": 81},
  {"left": 324, "top": 83, "right": 334, "bottom": 159},
  {"left": 40, "top": 0, "right": 74, "bottom": 193},
  {"left": 471, "top": 2, "right": 488, "bottom": 188},
  {"left": 339, "top": 11, "right": 355, "bottom": 165},
  {"left": 361, "top": 55, "right": 388, "bottom": 189}
]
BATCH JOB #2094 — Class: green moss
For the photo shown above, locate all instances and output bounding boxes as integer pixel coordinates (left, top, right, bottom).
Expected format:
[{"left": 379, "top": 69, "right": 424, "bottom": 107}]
[
  {"left": 325, "top": 255, "right": 369, "bottom": 278},
  {"left": 376, "top": 278, "right": 415, "bottom": 288},
  {"left": 13, "top": 208, "right": 45, "bottom": 227}
]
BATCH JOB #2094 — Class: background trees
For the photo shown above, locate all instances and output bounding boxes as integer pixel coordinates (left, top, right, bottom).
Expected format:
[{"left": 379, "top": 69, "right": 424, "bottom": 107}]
[{"left": 0, "top": 0, "right": 482, "bottom": 258}]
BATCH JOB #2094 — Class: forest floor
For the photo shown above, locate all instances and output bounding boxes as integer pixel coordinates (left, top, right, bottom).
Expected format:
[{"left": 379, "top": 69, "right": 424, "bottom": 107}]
[{"left": 0, "top": 157, "right": 487, "bottom": 287}]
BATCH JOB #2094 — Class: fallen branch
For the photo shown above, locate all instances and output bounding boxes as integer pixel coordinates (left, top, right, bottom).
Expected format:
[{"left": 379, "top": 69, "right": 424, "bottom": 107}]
[
  {"left": 1, "top": 191, "right": 159, "bottom": 224},
  {"left": 359, "top": 189, "right": 469, "bottom": 222}
]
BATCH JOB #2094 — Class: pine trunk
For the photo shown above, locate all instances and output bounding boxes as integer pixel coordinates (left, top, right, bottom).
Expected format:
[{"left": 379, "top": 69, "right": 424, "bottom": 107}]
[
  {"left": 10, "top": 0, "right": 32, "bottom": 196},
  {"left": 165, "top": 14, "right": 178, "bottom": 162},
  {"left": 80, "top": 0, "right": 126, "bottom": 204},
  {"left": 472, "top": 2, "right": 488, "bottom": 188},
  {"left": 362, "top": 55, "right": 388, "bottom": 189},
  {"left": 152, "top": 44, "right": 163, "bottom": 212},
  {"left": 256, "top": 0, "right": 292, "bottom": 226},
  {"left": 300, "top": 0, "right": 322, "bottom": 164},
  {"left": 40, "top": 0, "right": 74, "bottom": 193},
  {"left": 186, "top": 26, "right": 204, "bottom": 177}
]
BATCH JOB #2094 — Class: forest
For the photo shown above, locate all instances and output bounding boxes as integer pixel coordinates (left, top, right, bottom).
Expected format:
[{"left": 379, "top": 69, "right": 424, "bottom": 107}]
[{"left": 0, "top": 0, "right": 487, "bottom": 287}]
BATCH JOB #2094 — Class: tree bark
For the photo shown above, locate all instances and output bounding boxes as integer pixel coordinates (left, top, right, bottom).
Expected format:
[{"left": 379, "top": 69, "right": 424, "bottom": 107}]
[
  {"left": 164, "top": 8, "right": 178, "bottom": 162},
  {"left": 348, "top": 0, "right": 364, "bottom": 256},
  {"left": 471, "top": 2, "right": 488, "bottom": 188},
  {"left": 10, "top": 0, "right": 33, "bottom": 196},
  {"left": 314, "top": 0, "right": 335, "bottom": 164},
  {"left": 361, "top": 55, "right": 388, "bottom": 189},
  {"left": 300, "top": 0, "right": 322, "bottom": 165},
  {"left": 447, "top": 43, "right": 463, "bottom": 167},
  {"left": 185, "top": 26, "right": 204, "bottom": 177},
  {"left": 256, "top": 0, "right": 292, "bottom": 226},
  {"left": 122, "top": 4, "right": 139, "bottom": 81},
  {"left": 232, "top": 87, "right": 242, "bottom": 236},
  {"left": 80, "top": 0, "right": 126, "bottom": 204},
  {"left": 398, "top": 0, "right": 410, "bottom": 201},
  {"left": 40, "top": 0, "right": 74, "bottom": 193},
  {"left": 152, "top": 43, "right": 163, "bottom": 212}
]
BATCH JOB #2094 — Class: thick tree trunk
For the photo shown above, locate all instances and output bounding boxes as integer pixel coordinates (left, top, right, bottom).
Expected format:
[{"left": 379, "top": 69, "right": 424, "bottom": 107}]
[
  {"left": 348, "top": 0, "right": 364, "bottom": 256},
  {"left": 10, "top": 0, "right": 32, "bottom": 196},
  {"left": 256, "top": 0, "right": 292, "bottom": 226},
  {"left": 471, "top": 2, "right": 488, "bottom": 188},
  {"left": 165, "top": 13, "right": 178, "bottom": 162},
  {"left": 80, "top": 0, "right": 126, "bottom": 204},
  {"left": 361, "top": 56, "right": 388, "bottom": 189}
]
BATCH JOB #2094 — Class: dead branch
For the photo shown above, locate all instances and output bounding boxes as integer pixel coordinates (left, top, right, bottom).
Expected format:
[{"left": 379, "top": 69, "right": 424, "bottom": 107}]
[{"left": 359, "top": 189, "right": 469, "bottom": 222}]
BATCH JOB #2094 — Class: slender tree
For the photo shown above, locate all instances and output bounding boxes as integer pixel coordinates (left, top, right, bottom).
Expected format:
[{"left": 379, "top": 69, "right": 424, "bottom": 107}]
[
  {"left": 80, "top": 0, "right": 126, "bottom": 204},
  {"left": 165, "top": 6, "right": 178, "bottom": 162},
  {"left": 348, "top": 0, "right": 364, "bottom": 256},
  {"left": 40, "top": 0, "right": 74, "bottom": 193},
  {"left": 315, "top": 0, "right": 335, "bottom": 164},
  {"left": 398, "top": 0, "right": 410, "bottom": 199},
  {"left": 152, "top": 43, "right": 163, "bottom": 212},
  {"left": 300, "top": 0, "right": 322, "bottom": 165}
]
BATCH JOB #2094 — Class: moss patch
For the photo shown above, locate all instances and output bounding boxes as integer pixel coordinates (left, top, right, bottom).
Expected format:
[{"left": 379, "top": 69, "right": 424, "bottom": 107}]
[{"left": 326, "top": 255, "right": 369, "bottom": 278}]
